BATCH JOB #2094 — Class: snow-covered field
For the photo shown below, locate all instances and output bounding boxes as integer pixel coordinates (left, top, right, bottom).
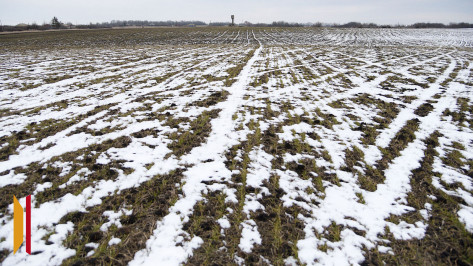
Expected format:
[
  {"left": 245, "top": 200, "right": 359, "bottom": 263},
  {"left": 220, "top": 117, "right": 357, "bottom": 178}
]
[{"left": 0, "top": 28, "right": 473, "bottom": 265}]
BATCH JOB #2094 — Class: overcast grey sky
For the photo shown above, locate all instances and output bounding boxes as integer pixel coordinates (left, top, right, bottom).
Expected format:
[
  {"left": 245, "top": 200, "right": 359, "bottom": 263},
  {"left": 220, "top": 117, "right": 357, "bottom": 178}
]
[{"left": 1, "top": 0, "right": 472, "bottom": 25}]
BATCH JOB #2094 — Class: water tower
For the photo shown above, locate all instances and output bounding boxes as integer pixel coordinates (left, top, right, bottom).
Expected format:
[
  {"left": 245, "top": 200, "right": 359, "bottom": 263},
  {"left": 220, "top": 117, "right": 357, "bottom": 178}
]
[{"left": 231, "top": 15, "right": 235, "bottom": 26}]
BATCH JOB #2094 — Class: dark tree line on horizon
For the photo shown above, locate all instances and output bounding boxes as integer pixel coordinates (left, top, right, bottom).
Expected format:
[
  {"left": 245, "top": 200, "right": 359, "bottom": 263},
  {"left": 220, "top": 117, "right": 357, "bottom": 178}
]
[{"left": 1, "top": 17, "right": 473, "bottom": 32}]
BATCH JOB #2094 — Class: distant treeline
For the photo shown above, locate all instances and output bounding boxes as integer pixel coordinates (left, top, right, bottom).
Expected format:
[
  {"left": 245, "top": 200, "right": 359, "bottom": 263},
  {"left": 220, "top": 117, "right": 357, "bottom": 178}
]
[
  {"left": 331, "top": 22, "right": 473, "bottom": 29},
  {"left": 1, "top": 19, "right": 473, "bottom": 32},
  {"left": 81, "top": 20, "right": 207, "bottom": 28}
]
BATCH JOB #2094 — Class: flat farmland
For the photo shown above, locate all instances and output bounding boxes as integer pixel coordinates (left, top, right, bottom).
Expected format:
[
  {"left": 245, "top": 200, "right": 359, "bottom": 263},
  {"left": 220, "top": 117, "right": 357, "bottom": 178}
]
[{"left": 0, "top": 27, "right": 473, "bottom": 265}]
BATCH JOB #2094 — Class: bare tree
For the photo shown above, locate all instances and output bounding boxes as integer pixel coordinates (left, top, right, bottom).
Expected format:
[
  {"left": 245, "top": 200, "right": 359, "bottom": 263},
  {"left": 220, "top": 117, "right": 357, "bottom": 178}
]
[{"left": 51, "top": 17, "right": 61, "bottom": 29}]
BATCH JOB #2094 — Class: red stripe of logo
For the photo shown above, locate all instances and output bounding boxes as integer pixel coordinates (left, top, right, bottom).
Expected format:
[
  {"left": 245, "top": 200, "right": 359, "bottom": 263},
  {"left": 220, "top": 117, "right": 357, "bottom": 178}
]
[{"left": 26, "top": 195, "right": 31, "bottom": 255}]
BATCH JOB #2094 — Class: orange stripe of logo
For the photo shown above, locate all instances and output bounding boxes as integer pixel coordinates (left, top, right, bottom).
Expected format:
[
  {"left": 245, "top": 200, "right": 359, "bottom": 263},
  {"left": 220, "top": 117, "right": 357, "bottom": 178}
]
[{"left": 13, "top": 196, "right": 23, "bottom": 254}]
